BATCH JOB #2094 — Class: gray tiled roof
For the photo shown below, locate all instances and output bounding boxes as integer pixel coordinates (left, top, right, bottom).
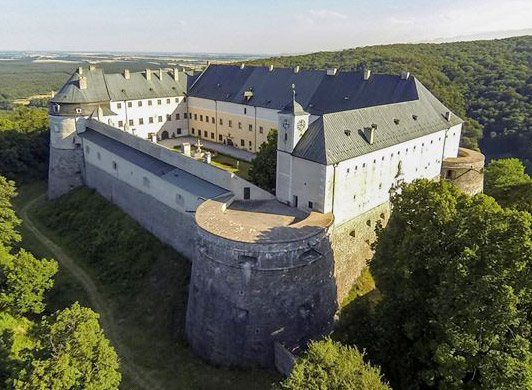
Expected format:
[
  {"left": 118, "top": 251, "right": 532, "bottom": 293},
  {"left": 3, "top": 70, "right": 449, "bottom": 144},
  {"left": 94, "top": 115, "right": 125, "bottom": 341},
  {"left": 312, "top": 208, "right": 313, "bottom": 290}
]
[
  {"left": 292, "top": 79, "right": 463, "bottom": 165},
  {"left": 51, "top": 68, "right": 193, "bottom": 104},
  {"left": 80, "top": 128, "right": 229, "bottom": 199},
  {"left": 188, "top": 64, "right": 419, "bottom": 114}
]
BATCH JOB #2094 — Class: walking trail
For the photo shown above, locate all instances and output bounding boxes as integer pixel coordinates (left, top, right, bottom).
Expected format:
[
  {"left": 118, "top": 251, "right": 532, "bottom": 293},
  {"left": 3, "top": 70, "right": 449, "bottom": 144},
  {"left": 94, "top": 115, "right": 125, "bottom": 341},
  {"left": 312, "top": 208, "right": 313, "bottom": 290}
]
[{"left": 21, "top": 193, "right": 162, "bottom": 390}]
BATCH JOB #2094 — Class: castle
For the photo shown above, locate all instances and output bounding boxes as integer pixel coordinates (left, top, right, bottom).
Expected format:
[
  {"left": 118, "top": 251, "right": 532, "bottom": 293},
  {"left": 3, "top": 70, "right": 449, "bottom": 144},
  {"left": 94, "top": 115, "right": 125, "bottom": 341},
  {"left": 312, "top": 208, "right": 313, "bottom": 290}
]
[{"left": 48, "top": 63, "right": 485, "bottom": 369}]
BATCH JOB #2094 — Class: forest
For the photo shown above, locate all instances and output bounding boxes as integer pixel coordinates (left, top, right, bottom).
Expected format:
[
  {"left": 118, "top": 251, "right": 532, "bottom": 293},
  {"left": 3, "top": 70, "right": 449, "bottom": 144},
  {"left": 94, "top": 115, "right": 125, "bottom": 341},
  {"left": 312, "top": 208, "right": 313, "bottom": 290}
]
[{"left": 250, "top": 36, "right": 532, "bottom": 167}]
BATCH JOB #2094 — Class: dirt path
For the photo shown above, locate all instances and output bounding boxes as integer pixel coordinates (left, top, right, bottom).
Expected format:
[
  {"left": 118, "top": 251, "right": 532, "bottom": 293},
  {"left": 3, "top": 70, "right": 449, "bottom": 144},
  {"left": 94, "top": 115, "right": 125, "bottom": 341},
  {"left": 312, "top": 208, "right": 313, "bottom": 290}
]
[{"left": 21, "top": 194, "right": 163, "bottom": 390}]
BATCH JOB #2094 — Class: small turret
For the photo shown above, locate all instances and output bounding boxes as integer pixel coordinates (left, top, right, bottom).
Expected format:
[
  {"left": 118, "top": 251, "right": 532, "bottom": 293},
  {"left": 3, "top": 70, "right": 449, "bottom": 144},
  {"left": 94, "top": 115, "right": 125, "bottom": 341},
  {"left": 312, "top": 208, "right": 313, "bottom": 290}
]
[{"left": 277, "top": 85, "right": 310, "bottom": 154}]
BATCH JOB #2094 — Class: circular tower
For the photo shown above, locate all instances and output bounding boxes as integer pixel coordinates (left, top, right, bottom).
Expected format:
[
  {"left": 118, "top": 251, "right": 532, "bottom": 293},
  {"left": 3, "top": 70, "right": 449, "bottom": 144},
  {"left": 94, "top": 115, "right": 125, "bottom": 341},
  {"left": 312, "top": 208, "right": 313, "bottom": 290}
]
[
  {"left": 48, "top": 66, "right": 111, "bottom": 199},
  {"left": 441, "top": 147, "right": 485, "bottom": 195},
  {"left": 186, "top": 198, "right": 337, "bottom": 368}
]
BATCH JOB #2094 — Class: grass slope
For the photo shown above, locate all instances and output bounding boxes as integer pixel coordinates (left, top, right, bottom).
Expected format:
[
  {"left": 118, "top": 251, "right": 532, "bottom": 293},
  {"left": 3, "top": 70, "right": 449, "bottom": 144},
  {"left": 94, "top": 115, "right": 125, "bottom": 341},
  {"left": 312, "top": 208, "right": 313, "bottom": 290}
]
[{"left": 15, "top": 183, "right": 279, "bottom": 390}]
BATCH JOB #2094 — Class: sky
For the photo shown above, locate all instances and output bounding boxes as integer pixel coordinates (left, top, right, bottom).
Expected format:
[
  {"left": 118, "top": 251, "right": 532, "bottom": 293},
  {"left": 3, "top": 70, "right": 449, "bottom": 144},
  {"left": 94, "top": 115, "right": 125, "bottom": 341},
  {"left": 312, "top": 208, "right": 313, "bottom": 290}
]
[{"left": 1, "top": 0, "right": 531, "bottom": 54}]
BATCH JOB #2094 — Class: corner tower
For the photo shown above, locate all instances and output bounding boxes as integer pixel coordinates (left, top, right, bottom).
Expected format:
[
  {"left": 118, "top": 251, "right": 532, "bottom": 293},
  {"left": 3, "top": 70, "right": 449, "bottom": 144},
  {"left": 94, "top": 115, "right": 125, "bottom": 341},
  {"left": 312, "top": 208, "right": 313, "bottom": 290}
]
[
  {"left": 48, "top": 66, "right": 111, "bottom": 199},
  {"left": 276, "top": 87, "right": 310, "bottom": 206}
]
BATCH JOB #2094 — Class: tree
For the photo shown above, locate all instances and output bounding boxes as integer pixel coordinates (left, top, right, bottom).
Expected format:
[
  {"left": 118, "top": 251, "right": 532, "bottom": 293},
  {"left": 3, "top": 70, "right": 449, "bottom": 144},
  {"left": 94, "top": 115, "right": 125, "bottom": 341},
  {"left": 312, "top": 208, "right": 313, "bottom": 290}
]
[
  {"left": 484, "top": 158, "right": 532, "bottom": 213},
  {"left": 249, "top": 129, "right": 277, "bottom": 193},
  {"left": 368, "top": 180, "right": 532, "bottom": 389},
  {"left": 0, "top": 176, "right": 20, "bottom": 247},
  {"left": 12, "top": 303, "right": 121, "bottom": 390},
  {"left": 278, "top": 338, "right": 389, "bottom": 390},
  {"left": 0, "top": 246, "right": 58, "bottom": 316}
]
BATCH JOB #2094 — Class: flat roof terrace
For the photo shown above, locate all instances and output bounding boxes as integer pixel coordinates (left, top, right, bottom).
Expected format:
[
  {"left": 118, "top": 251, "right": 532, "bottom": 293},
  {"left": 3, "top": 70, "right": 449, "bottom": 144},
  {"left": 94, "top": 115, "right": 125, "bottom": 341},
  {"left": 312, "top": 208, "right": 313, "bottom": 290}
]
[{"left": 196, "top": 198, "right": 334, "bottom": 244}]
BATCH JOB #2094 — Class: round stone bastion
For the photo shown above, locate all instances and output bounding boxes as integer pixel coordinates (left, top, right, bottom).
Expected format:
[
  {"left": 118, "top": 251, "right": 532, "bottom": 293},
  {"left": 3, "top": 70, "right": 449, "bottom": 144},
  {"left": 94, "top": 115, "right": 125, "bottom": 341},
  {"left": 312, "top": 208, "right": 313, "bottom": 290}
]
[
  {"left": 442, "top": 147, "right": 485, "bottom": 195},
  {"left": 186, "top": 197, "right": 337, "bottom": 368}
]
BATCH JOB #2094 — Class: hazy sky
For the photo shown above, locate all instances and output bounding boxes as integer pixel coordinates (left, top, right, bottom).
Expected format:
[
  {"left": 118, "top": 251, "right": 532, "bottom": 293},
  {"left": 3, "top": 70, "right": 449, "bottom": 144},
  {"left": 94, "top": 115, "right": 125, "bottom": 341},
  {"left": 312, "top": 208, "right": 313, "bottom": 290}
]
[{"left": 1, "top": 0, "right": 531, "bottom": 54}]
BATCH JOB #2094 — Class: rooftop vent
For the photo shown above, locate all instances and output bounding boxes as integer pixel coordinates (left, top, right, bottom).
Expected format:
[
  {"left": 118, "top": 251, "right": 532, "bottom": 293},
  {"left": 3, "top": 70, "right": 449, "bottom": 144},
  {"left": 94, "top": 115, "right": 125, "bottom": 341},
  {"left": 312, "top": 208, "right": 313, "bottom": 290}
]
[
  {"left": 394, "top": 118, "right": 400, "bottom": 125},
  {"left": 158, "top": 69, "right": 163, "bottom": 80},
  {"left": 444, "top": 111, "right": 452, "bottom": 121},
  {"left": 240, "top": 63, "right": 245, "bottom": 70},
  {"left": 344, "top": 129, "right": 352, "bottom": 136},
  {"left": 363, "top": 69, "right": 372, "bottom": 80},
  {"left": 363, "top": 126, "right": 375, "bottom": 145},
  {"left": 412, "top": 114, "right": 418, "bottom": 121},
  {"left": 269, "top": 65, "right": 274, "bottom": 71},
  {"left": 344, "top": 96, "right": 349, "bottom": 100},
  {"left": 173, "top": 68, "right": 179, "bottom": 81},
  {"left": 79, "top": 76, "right": 87, "bottom": 90},
  {"left": 89, "top": 64, "right": 96, "bottom": 71},
  {"left": 400, "top": 71, "right": 410, "bottom": 80},
  {"left": 294, "top": 66, "right": 300, "bottom": 73},
  {"left": 78, "top": 66, "right": 83, "bottom": 75},
  {"left": 244, "top": 91, "right": 253, "bottom": 101},
  {"left": 124, "top": 69, "right": 130, "bottom": 80},
  {"left": 216, "top": 83, "right": 221, "bottom": 88},
  {"left": 146, "top": 69, "right": 152, "bottom": 81},
  {"left": 326, "top": 68, "right": 337, "bottom": 76}
]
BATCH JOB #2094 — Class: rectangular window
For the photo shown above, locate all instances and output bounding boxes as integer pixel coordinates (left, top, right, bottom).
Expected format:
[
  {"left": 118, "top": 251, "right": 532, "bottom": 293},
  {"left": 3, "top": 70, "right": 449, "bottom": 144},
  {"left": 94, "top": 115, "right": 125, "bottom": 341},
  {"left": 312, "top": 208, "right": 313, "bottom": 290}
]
[
  {"left": 244, "top": 108, "right": 247, "bottom": 114},
  {"left": 117, "top": 103, "right": 122, "bottom": 109},
  {"left": 219, "top": 134, "right": 223, "bottom": 141},
  {"left": 129, "top": 119, "right": 134, "bottom": 126},
  {"left": 238, "top": 122, "right": 242, "bottom": 129},
  {"left": 157, "top": 99, "right": 162, "bottom": 105},
  {"left": 259, "top": 126, "right": 263, "bottom": 134},
  {"left": 211, "top": 117, "right": 215, "bottom": 124},
  {"left": 308, "top": 201, "right": 313, "bottom": 209},
  {"left": 139, "top": 118, "right": 144, "bottom": 125},
  {"left": 191, "top": 128, "right": 195, "bottom": 134},
  {"left": 138, "top": 101, "right": 142, "bottom": 107},
  {"left": 229, "top": 120, "right": 233, "bottom": 128},
  {"left": 118, "top": 120, "right": 124, "bottom": 127},
  {"left": 148, "top": 100, "right": 153, "bottom": 106},
  {"left": 158, "top": 116, "right": 163, "bottom": 123},
  {"left": 244, "top": 187, "right": 250, "bottom": 200},
  {"left": 211, "top": 132, "right": 215, "bottom": 139},
  {"left": 149, "top": 117, "right": 154, "bottom": 124},
  {"left": 112, "top": 161, "right": 118, "bottom": 170},
  {"left": 175, "top": 97, "right": 179, "bottom": 103},
  {"left": 184, "top": 113, "right": 188, "bottom": 119},
  {"left": 219, "top": 118, "right": 223, "bottom": 125},
  {"left": 204, "top": 131, "right": 208, "bottom": 137},
  {"left": 248, "top": 124, "right": 253, "bottom": 131},
  {"left": 177, "top": 128, "right": 182, "bottom": 135},
  {"left": 200, "top": 115, "right": 203, "bottom": 122},
  {"left": 240, "top": 139, "right": 245, "bottom": 146},
  {"left": 127, "top": 102, "right": 132, "bottom": 108},
  {"left": 166, "top": 114, "right": 171, "bottom": 121},
  {"left": 293, "top": 195, "right": 298, "bottom": 207},
  {"left": 249, "top": 140, "right": 252, "bottom": 146},
  {"left": 176, "top": 113, "right": 180, "bottom": 120},
  {"left": 166, "top": 98, "right": 171, "bottom": 104},
  {"left": 194, "top": 114, "right": 198, "bottom": 120}
]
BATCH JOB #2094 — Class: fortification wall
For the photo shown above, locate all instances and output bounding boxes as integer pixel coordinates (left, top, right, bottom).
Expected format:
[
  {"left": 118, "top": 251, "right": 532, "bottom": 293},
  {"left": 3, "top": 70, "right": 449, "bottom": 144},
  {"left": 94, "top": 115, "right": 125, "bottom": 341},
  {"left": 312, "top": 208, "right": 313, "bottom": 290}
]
[
  {"left": 331, "top": 202, "right": 391, "bottom": 303},
  {"left": 442, "top": 147, "right": 485, "bottom": 195},
  {"left": 187, "top": 201, "right": 337, "bottom": 368},
  {"left": 84, "top": 162, "right": 196, "bottom": 259}
]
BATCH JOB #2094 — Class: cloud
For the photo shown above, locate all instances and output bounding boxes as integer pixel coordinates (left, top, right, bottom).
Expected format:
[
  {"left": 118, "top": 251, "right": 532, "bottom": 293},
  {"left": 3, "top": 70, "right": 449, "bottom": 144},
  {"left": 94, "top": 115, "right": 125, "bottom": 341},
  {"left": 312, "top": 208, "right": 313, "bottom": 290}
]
[
  {"left": 387, "top": 17, "right": 414, "bottom": 26},
  {"left": 295, "top": 8, "right": 349, "bottom": 25}
]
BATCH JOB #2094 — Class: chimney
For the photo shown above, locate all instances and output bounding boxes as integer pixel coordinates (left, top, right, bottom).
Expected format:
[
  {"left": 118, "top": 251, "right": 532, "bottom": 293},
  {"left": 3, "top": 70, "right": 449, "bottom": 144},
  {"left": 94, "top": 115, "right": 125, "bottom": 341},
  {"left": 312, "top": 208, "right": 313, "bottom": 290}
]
[
  {"left": 364, "top": 126, "right": 376, "bottom": 145},
  {"left": 158, "top": 68, "right": 163, "bottom": 80},
  {"left": 124, "top": 69, "right": 130, "bottom": 80},
  {"left": 363, "top": 69, "right": 372, "bottom": 80},
  {"left": 326, "top": 68, "right": 337, "bottom": 76},
  {"left": 51, "top": 90, "right": 55, "bottom": 98},
  {"left": 89, "top": 64, "right": 96, "bottom": 71},
  {"left": 173, "top": 68, "right": 179, "bottom": 81},
  {"left": 269, "top": 65, "right": 274, "bottom": 71},
  {"left": 294, "top": 66, "right": 300, "bottom": 73},
  {"left": 151, "top": 133, "right": 157, "bottom": 143},
  {"left": 400, "top": 71, "right": 410, "bottom": 80},
  {"left": 79, "top": 76, "right": 87, "bottom": 90},
  {"left": 78, "top": 66, "right": 83, "bottom": 75},
  {"left": 146, "top": 69, "right": 152, "bottom": 81},
  {"left": 97, "top": 106, "right": 103, "bottom": 121},
  {"left": 182, "top": 142, "right": 191, "bottom": 157},
  {"left": 445, "top": 111, "right": 452, "bottom": 121},
  {"left": 240, "top": 63, "right": 245, "bottom": 70}
]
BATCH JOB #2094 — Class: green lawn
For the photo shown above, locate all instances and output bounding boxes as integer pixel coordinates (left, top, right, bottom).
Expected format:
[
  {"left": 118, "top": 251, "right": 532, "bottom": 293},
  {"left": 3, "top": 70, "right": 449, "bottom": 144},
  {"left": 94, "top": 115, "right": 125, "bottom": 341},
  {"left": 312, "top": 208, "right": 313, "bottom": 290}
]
[
  {"left": 210, "top": 153, "right": 251, "bottom": 180},
  {"left": 14, "top": 182, "right": 279, "bottom": 390}
]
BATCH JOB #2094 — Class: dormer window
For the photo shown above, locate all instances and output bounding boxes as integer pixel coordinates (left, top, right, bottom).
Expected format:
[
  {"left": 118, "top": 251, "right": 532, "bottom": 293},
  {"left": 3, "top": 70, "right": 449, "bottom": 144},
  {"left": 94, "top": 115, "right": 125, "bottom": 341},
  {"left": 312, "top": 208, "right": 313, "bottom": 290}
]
[{"left": 53, "top": 104, "right": 60, "bottom": 113}]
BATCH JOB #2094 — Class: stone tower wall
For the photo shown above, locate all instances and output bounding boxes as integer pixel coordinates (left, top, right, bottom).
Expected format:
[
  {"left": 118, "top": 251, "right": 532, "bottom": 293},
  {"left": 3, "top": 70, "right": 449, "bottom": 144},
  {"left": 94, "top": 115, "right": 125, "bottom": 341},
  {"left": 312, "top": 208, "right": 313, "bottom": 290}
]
[
  {"left": 48, "top": 115, "right": 85, "bottom": 199},
  {"left": 186, "top": 226, "right": 338, "bottom": 368},
  {"left": 442, "top": 147, "right": 485, "bottom": 195}
]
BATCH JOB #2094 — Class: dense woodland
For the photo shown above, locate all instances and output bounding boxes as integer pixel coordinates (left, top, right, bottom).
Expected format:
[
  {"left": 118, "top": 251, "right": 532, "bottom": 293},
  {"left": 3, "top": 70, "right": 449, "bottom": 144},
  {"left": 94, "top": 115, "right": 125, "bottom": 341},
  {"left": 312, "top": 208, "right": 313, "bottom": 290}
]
[{"left": 250, "top": 36, "right": 532, "bottom": 167}]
